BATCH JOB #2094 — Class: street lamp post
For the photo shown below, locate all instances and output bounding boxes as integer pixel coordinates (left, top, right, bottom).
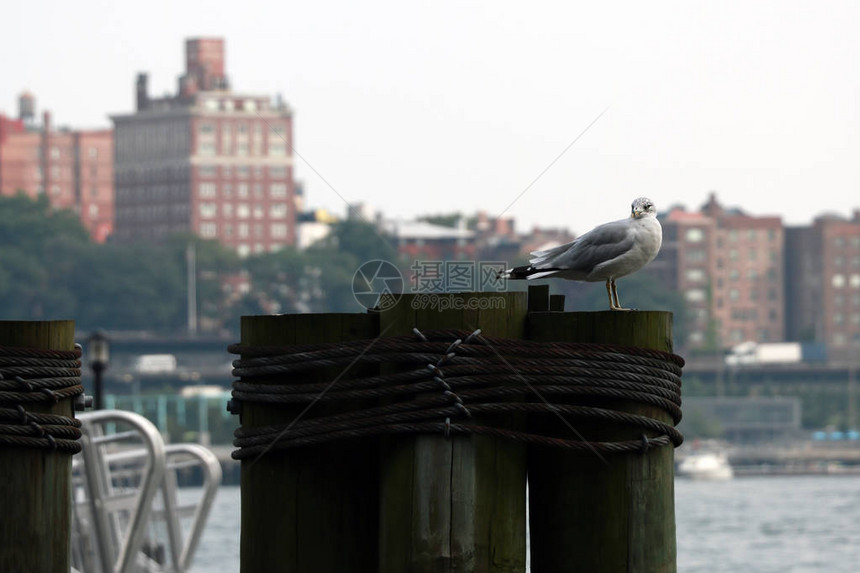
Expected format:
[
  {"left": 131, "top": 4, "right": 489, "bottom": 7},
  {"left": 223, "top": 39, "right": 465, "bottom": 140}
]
[{"left": 87, "top": 331, "right": 110, "bottom": 410}]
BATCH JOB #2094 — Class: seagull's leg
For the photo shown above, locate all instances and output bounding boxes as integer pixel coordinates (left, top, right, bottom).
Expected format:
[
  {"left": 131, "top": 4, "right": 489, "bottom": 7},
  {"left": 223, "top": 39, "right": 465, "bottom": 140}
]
[
  {"left": 605, "top": 280, "right": 616, "bottom": 310},
  {"left": 610, "top": 279, "right": 631, "bottom": 311}
]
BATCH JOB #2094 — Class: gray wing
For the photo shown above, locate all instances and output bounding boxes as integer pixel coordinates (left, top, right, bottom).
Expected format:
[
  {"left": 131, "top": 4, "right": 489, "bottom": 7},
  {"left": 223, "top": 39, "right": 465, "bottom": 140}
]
[{"left": 535, "top": 219, "right": 635, "bottom": 273}]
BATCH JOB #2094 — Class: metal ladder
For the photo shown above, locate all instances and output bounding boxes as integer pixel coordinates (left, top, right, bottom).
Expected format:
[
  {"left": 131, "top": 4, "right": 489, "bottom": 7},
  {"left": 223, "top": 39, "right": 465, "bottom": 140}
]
[{"left": 71, "top": 410, "right": 221, "bottom": 573}]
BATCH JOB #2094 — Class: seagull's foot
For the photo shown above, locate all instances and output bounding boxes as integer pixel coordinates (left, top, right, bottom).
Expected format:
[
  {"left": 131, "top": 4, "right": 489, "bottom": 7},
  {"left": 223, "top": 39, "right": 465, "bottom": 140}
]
[{"left": 609, "top": 305, "right": 635, "bottom": 311}]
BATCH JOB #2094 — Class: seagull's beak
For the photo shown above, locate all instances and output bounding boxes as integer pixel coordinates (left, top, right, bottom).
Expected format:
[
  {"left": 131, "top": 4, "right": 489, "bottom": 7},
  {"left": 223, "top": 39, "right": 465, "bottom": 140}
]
[{"left": 631, "top": 208, "right": 640, "bottom": 219}]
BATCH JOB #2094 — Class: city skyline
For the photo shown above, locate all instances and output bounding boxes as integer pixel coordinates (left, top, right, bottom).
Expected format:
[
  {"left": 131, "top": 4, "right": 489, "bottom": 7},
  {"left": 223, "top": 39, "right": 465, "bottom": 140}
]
[{"left": 3, "top": 1, "right": 859, "bottom": 234}]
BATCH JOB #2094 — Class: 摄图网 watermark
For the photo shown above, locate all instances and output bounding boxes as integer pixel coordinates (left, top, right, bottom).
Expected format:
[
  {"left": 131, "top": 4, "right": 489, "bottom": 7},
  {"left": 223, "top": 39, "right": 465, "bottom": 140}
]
[{"left": 352, "top": 259, "right": 509, "bottom": 312}]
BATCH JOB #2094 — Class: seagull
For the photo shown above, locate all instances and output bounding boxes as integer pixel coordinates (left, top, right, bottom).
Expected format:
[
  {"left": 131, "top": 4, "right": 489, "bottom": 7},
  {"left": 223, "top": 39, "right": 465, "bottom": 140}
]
[{"left": 501, "top": 197, "right": 662, "bottom": 310}]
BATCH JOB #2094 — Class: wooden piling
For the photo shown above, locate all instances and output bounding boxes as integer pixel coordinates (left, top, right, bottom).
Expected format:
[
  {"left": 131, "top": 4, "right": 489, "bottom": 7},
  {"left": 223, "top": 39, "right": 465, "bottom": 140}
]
[
  {"left": 526, "top": 310, "right": 677, "bottom": 573},
  {"left": 238, "top": 313, "right": 380, "bottom": 573},
  {"left": 0, "top": 320, "right": 76, "bottom": 573},
  {"left": 378, "top": 291, "right": 529, "bottom": 573}
]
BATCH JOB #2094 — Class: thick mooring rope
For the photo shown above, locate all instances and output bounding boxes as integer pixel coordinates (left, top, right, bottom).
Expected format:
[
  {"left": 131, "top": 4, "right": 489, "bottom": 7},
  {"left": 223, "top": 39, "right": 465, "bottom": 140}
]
[
  {"left": 228, "top": 330, "right": 684, "bottom": 460},
  {"left": 0, "top": 346, "right": 84, "bottom": 454}
]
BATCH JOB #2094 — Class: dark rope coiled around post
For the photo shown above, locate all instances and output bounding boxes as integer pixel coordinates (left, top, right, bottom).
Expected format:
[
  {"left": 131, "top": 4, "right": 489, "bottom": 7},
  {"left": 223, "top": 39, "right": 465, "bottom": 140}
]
[
  {"left": 0, "top": 346, "right": 84, "bottom": 454},
  {"left": 228, "top": 330, "right": 684, "bottom": 460}
]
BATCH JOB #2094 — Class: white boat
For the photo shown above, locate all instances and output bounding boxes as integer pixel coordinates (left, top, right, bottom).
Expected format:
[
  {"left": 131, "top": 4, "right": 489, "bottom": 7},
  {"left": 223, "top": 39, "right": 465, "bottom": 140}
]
[{"left": 677, "top": 451, "right": 734, "bottom": 480}]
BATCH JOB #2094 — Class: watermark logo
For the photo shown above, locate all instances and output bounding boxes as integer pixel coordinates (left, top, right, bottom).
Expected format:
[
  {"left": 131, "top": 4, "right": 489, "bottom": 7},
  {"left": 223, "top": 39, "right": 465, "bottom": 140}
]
[
  {"left": 352, "top": 259, "right": 509, "bottom": 311},
  {"left": 352, "top": 260, "right": 404, "bottom": 311}
]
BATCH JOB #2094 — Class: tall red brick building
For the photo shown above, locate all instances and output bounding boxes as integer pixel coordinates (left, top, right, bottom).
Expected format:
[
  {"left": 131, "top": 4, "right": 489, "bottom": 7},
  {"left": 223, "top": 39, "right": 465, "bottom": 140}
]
[
  {"left": 785, "top": 213, "right": 860, "bottom": 360},
  {"left": 112, "top": 38, "right": 296, "bottom": 256},
  {"left": 0, "top": 93, "right": 114, "bottom": 242},
  {"left": 652, "top": 193, "right": 785, "bottom": 350}
]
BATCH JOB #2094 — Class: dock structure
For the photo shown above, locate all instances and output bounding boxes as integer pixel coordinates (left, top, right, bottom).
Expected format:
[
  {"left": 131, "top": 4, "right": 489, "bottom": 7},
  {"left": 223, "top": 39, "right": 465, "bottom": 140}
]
[
  {"left": 231, "top": 286, "right": 683, "bottom": 572},
  {"left": 0, "top": 320, "right": 79, "bottom": 573}
]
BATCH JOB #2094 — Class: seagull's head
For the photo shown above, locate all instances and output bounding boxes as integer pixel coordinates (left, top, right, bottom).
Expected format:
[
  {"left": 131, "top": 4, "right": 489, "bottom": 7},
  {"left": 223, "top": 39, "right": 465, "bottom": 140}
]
[{"left": 630, "top": 197, "right": 657, "bottom": 219}]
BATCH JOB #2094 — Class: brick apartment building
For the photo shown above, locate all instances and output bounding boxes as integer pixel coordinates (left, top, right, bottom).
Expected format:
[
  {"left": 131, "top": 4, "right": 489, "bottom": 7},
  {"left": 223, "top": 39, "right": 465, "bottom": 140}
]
[
  {"left": 0, "top": 92, "right": 114, "bottom": 242},
  {"left": 653, "top": 193, "right": 785, "bottom": 350},
  {"left": 112, "top": 38, "right": 296, "bottom": 256},
  {"left": 785, "top": 213, "right": 860, "bottom": 360},
  {"left": 652, "top": 208, "right": 717, "bottom": 348}
]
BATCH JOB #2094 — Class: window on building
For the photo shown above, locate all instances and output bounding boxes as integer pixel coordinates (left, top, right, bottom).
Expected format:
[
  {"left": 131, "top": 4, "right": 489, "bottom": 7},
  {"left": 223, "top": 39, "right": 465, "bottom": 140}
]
[
  {"left": 270, "top": 166, "right": 287, "bottom": 178},
  {"left": 835, "top": 313, "right": 845, "bottom": 325},
  {"left": 685, "top": 269, "right": 705, "bottom": 282},
  {"left": 835, "top": 256, "right": 845, "bottom": 268},
  {"left": 270, "top": 204, "right": 288, "bottom": 219},
  {"left": 729, "top": 249, "right": 738, "bottom": 261},
  {"left": 850, "top": 274, "right": 860, "bottom": 288},
  {"left": 238, "top": 123, "right": 248, "bottom": 135},
  {"left": 685, "top": 289, "right": 706, "bottom": 303},
  {"left": 254, "top": 166, "right": 264, "bottom": 178},
  {"left": 199, "top": 122, "right": 215, "bottom": 134},
  {"left": 89, "top": 204, "right": 99, "bottom": 217},
  {"left": 237, "top": 204, "right": 250, "bottom": 219},
  {"left": 237, "top": 244, "right": 250, "bottom": 257},
  {"left": 729, "top": 269, "right": 740, "bottom": 281},
  {"left": 833, "top": 274, "right": 846, "bottom": 288},
  {"left": 253, "top": 204, "right": 264, "bottom": 219},
  {"left": 222, "top": 204, "right": 234, "bottom": 217},
  {"left": 254, "top": 223, "right": 264, "bottom": 238},
  {"left": 253, "top": 184, "right": 263, "bottom": 198},
  {"left": 224, "top": 223, "right": 233, "bottom": 237},
  {"left": 270, "top": 183, "right": 288, "bottom": 198},
  {"left": 223, "top": 166, "right": 233, "bottom": 178},
  {"left": 199, "top": 165, "right": 217, "bottom": 177},
  {"left": 238, "top": 183, "right": 249, "bottom": 198},
  {"left": 238, "top": 166, "right": 249, "bottom": 178},
  {"left": 51, "top": 147, "right": 60, "bottom": 159},
  {"left": 835, "top": 237, "right": 846, "bottom": 248},
  {"left": 685, "top": 228, "right": 704, "bottom": 242},
  {"left": 729, "top": 230, "right": 738, "bottom": 242},
  {"left": 223, "top": 184, "right": 233, "bottom": 198},
  {"left": 748, "top": 248, "right": 757, "bottom": 261},
  {"left": 200, "top": 222, "right": 217, "bottom": 238},
  {"left": 238, "top": 223, "right": 249, "bottom": 238},
  {"left": 245, "top": 99, "right": 257, "bottom": 112},
  {"left": 237, "top": 142, "right": 249, "bottom": 156},
  {"left": 223, "top": 99, "right": 234, "bottom": 112},
  {"left": 199, "top": 183, "right": 217, "bottom": 197},
  {"left": 199, "top": 203, "right": 217, "bottom": 218},
  {"left": 88, "top": 147, "right": 98, "bottom": 159},
  {"left": 747, "top": 230, "right": 757, "bottom": 241},
  {"left": 271, "top": 223, "right": 288, "bottom": 239},
  {"left": 204, "top": 100, "right": 218, "bottom": 111},
  {"left": 269, "top": 142, "right": 287, "bottom": 156},
  {"left": 747, "top": 268, "right": 758, "bottom": 280},
  {"left": 198, "top": 142, "right": 216, "bottom": 156},
  {"left": 729, "top": 289, "right": 739, "bottom": 301}
]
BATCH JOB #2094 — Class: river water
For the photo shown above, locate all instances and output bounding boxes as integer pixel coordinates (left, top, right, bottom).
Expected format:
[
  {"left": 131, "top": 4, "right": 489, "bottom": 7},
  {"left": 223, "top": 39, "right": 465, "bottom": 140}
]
[{"left": 187, "top": 476, "right": 860, "bottom": 572}]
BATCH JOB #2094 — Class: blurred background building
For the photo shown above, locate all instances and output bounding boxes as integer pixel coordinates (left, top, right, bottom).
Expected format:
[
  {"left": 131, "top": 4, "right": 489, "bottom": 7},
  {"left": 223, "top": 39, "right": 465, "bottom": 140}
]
[
  {"left": 111, "top": 38, "right": 297, "bottom": 256},
  {"left": 0, "top": 92, "right": 114, "bottom": 242}
]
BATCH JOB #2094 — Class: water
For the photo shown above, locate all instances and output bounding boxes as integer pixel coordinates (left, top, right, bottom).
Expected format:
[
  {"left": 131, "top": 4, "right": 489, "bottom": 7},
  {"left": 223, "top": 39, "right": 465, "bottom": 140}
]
[{"left": 188, "top": 476, "right": 860, "bottom": 572}]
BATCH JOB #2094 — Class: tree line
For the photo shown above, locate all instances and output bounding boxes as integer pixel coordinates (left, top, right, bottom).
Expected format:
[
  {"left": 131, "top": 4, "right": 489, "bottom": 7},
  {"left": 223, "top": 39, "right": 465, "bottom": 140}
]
[{"left": 0, "top": 194, "right": 395, "bottom": 335}]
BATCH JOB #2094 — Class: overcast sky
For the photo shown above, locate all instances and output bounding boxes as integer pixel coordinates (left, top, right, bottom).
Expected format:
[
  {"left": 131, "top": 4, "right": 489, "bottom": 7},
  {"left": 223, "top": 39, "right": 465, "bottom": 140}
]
[{"left": 3, "top": 1, "right": 859, "bottom": 234}]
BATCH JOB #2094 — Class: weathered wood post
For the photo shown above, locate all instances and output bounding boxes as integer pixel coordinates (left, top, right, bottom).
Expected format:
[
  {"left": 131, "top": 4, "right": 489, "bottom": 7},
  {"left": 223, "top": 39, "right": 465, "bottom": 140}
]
[
  {"left": 0, "top": 320, "right": 77, "bottom": 573},
  {"left": 237, "top": 313, "right": 381, "bottom": 573},
  {"left": 378, "top": 291, "right": 529, "bottom": 572},
  {"left": 526, "top": 303, "right": 678, "bottom": 572}
]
